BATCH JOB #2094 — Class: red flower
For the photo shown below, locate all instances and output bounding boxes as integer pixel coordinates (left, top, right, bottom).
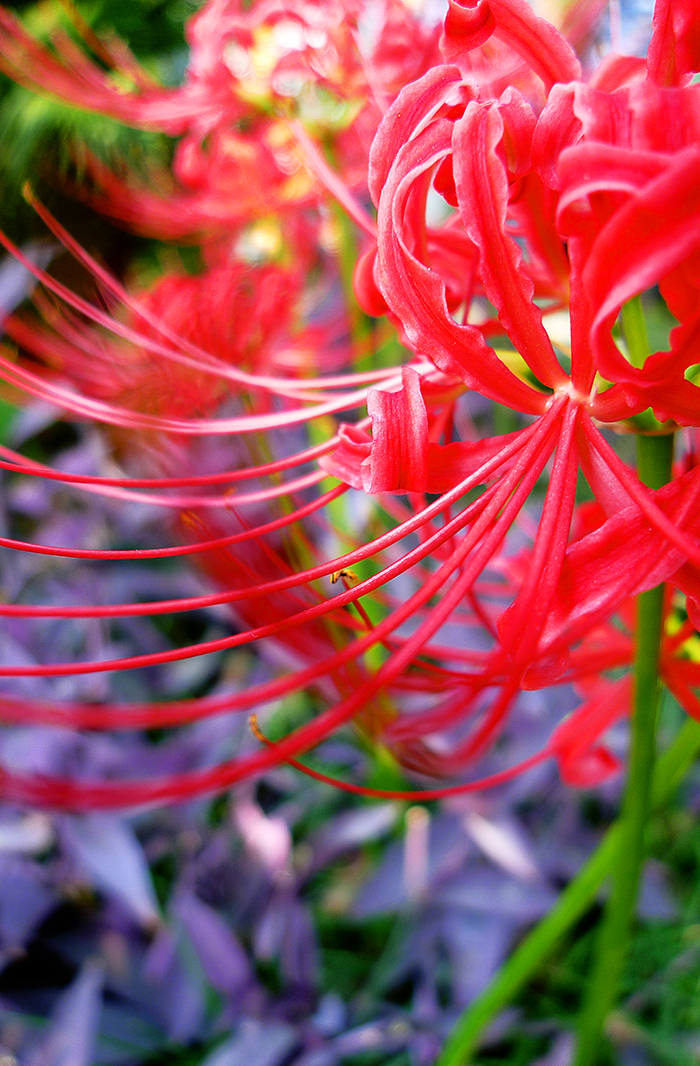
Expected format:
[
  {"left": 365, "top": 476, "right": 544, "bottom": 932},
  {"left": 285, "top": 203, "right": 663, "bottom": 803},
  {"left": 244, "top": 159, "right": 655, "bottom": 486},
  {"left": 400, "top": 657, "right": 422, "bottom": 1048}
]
[
  {"left": 319, "top": 0, "right": 700, "bottom": 775},
  {"left": 360, "top": 0, "right": 700, "bottom": 424},
  {"left": 1, "top": 0, "right": 700, "bottom": 810},
  {"left": 0, "top": 0, "right": 439, "bottom": 246}
]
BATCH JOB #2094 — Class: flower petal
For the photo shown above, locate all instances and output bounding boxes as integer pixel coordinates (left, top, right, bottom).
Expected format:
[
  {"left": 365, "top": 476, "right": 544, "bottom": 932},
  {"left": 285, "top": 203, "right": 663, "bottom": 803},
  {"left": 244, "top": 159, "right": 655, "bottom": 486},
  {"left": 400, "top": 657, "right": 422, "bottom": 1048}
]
[
  {"left": 375, "top": 115, "right": 548, "bottom": 411},
  {"left": 584, "top": 146, "right": 700, "bottom": 405},
  {"left": 441, "top": 0, "right": 581, "bottom": 91},
  {"left": 647, "top": 0, "right": 700, "bottom": 86},
  {"left": 453, "top": 101, "right": 568, "bottom": 390},
  {"left": 363, "top": 367, "right": 429, "bottom": 493}
]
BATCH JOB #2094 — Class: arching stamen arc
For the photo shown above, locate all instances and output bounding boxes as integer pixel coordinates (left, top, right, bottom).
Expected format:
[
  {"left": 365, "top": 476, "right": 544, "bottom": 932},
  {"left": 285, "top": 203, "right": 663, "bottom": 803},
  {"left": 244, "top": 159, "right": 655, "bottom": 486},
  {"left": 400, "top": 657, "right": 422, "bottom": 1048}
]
[{"left": 0, "top": 404, "right": 563, "bottom": 641}]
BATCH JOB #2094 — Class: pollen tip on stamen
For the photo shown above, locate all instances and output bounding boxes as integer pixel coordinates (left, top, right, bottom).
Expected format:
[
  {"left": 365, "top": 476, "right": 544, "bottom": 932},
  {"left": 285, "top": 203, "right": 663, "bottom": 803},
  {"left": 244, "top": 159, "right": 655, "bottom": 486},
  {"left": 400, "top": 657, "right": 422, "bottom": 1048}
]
[
  {"left": 330, "top": 568, "right": 359, "bottom": 587},
  {"left": 249, "top": 712, "right": 267, "bottom": 745}
]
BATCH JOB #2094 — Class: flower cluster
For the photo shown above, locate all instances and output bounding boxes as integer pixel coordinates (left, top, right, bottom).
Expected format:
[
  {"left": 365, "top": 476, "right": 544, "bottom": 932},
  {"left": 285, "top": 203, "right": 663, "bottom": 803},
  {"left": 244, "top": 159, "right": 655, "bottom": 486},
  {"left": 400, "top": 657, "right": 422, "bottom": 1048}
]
[{"left": 0, "top": 0, "right": 699, "bottom": 812}]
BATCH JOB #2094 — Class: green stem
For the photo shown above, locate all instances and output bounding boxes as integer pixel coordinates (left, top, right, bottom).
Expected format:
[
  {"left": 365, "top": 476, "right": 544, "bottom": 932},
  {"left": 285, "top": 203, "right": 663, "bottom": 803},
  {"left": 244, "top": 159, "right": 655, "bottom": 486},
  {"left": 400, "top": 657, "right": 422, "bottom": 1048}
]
[
  {"left": 573, "top": 431, "right": 674, "bottom": 1066},
  {"left": 620, "top": 295, "right": 650, "bottom": 369},
  {"left": 621, "top": 298, "right": 670, "bottom": 432},
  {"left": 435, "top": 711, "right": 700, "bottom": 1066}
]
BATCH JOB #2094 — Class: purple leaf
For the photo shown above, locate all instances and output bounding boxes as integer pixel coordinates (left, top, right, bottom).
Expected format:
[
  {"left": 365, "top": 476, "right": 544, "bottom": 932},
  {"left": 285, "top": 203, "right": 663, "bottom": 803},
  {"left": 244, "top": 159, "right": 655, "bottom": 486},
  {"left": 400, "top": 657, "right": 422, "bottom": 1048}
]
[
  {"left": 0, "top": 812, "right": 53, "bottom": 855},
  {"left": 352, "top": 813, "right": 472, "bottom": 916},
  {"left": 198, "top": 1020, "right": 297, "bottom": 1066},
  {"left": 0, "top": 243, "right": 54, "bottom": 321},
  {"left": 438, "top": 866, "right": 556, "bottom": 919},
  {"left": 0, "top": 854, "right": 56, "bottom": 954},
  {"left": 26, "top": 959, "right": 103, "bottom": 1066},
  {"left": 60, "top": 814, "right": 160, "bottom": 928},
  {"left": 308, "top": 804, "right": 398, "bottom": 871},
  {"left": 172, "top": 888, "right": 255, "bottom": 999},
  {"left": 462, "top": 810, "right": 541, "bottom": 882},
  {"left": 143, "top": 926, "right": 207, "bottom": 1043}
]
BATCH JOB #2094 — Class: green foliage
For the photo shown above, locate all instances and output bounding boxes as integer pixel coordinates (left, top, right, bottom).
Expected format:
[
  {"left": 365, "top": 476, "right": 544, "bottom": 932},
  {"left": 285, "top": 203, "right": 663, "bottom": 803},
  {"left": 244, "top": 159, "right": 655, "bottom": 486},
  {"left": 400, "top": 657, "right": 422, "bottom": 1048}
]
[
  {"left": 89, "top": 0, "right": 195, "bottom": 67},
  {"left": 339, "top": 1054, "right": 411, "bottom": 1066},
  {"left": 467, "top": 787, "right": 700, "bottom": 1065},
  {"left": 317, "top": 912, "right": 397, "bottom": 1001},
  {"left": 140, "top": 1040, "right": 218, "bottom": 1066},
  {"left": 0, "top": 0, "right": 187, "bottom": 241}
]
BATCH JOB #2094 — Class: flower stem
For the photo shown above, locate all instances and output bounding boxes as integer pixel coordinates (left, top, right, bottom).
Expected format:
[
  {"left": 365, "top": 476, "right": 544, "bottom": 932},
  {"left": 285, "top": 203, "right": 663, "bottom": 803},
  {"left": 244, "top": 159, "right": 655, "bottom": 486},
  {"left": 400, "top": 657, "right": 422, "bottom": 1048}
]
[
  {"left": 435, "top": 703, "right": 699, "bottom": 1066},
  {"left": 573, "top": 430, "right": 674, "bottom": 1066},
  {"left": 621, "top": 295, "right": 650, "bottom": 370}
]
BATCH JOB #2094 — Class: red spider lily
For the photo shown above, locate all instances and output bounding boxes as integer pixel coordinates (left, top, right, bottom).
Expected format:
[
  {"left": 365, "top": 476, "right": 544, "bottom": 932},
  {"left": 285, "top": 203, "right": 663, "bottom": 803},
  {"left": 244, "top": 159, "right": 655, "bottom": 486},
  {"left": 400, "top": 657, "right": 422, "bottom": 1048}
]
[
  {"left": 516, "top": 490, "right": 700, "bottom": 790},
  {"left": 0, "top": 334, "right": 658, "bottom": 808},
  {"left": 2, "top": 260, "right": 308, "bottom": 419},
  {"left": 0, "top": 244, "right": 596, "bottom": 808},
  {"left": 1, "top": 0, "right": 700, "bottom": 812},
  {"left": 360, "top": 0, "right": 700, "bottom": 422},
  {"left": 0, "top": 0, "right": 440, "bottom": 247},
  {"left": 317, "top": 0, "right": 700, "bottom": 766},
  {"left": 0, "top": 224, "right": 362, "bottom": 434},
  {"left": 71, "top": 128, "right": 320, "bottom": 247},
  {"left": 340, "top": 0, "right": 700, "bottom": 623}
]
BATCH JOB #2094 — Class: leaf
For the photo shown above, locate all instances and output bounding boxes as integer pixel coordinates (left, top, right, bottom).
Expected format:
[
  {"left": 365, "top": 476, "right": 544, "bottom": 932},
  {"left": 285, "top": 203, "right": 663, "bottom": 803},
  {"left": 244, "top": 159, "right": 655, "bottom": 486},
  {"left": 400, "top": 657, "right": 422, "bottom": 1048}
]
[{"left": 61, "top": 813, "right": 160, "bottom": 928}]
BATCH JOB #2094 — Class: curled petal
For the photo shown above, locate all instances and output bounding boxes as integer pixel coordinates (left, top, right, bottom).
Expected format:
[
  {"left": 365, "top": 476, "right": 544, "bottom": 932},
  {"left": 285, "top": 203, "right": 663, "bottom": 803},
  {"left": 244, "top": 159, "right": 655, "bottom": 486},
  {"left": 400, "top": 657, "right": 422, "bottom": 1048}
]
[
  {"left": 318, "top": 424, "right": 372, "bottom": 490},
  {"left": 368, "top": 64, "right": 467, "bottom": 206},
  {"left": 363, "top": 367, "right": 430, "bottom": 493},
  {"left": 322, "top": 407, "right": 528, "bottom": 494},
  {"left": 532, "top": 84, "right": 581, "bottom": 189},
  {"left": 498, "top": 86, "right": 537, "bottom": 175},
  {"left": 659, "top": 246, "right": 700, "bottom": 322},
  {"left": 441, "top": 0, "right": 496, "bottom": 57},
  {"left": 376, "top": 114, "right": 548, "bottom": 411},
  {"left": 424, "top": 433, "right": 524, "bottom": 492},
  {"left": 647, "top": 0, "right": 700, "bottom": 87},
  {"left": 322, "top": 367, "right": 528, "bottom": 495},
  {"left": 441, "top": 0, "right": 581, "bottom": 91},
  {"left": 585, "top": 146, "right": 700, "bottom": 404},
  {"left": 550, "top": 677, "right": 628, "bottom": 787},
  {"left": 453, "top": 101, "right": 568, "bottom": 390},
  {"left": 537, "top": 464, "right": 700, "bottom": 658},
  {"left": 354, "top": 244, "right": 389, "bottom": 316},
  {"left": 630, "top": 379, "right": 700, "bottom": 427},
  {"left": 557, "top": 141, "right": 670, "bottom": 238},
  {"left": 589, "top": 53, "right": 646, "bottom": 93}
]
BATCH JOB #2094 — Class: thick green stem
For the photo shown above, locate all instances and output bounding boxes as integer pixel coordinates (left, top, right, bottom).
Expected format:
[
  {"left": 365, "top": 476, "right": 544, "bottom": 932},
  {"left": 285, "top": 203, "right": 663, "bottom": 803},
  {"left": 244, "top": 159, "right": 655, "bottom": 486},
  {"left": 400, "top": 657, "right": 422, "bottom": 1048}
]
[
  {"left": 620, "top": 295, "right": 650, "bottom": 370},
  {"left": 573, "top": 431, "right": 674, "bottom": 1066},
  {"left": 435, "top": 710, "right": 700, "bottom": 1066}
]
